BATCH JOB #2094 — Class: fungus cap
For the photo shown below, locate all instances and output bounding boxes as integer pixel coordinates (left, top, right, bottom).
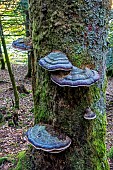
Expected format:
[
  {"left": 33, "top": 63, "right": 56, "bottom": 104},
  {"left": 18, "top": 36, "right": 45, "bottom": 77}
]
[
  {"left": 12, "top": 38, "right": 32, "bottom": 51},
  {"left": 84, "top": 107, "right": 96, "bottom": 120},
  {"left": 26, "top": 124, "right": 71, "bottom": 153},
  {"left": 51, "top": 66, "right": 100, "bottom": 87},
  {"left": 39, "top": 51, "right": 73, "bottom": 71}
]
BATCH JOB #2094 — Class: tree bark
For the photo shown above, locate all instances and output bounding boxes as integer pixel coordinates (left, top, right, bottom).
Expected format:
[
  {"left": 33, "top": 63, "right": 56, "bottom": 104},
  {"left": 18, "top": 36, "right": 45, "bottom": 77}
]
[
  {"left": 28, "top": 0, "right": 110, "bottom": 169},
  {"left": 25, "top": 10, "right": 32, "bottom": 78},
  {"left": 0, "top": 44, "right": 5, "bottom": 69},
  {"left": 25, "top": 10, "right": 30, "bottom": 38},
  {"left": 0, "top": 19, "right": 19, "bottom": 109},
  {"left": 25, "top": 50, "right": 32, "bottom": 78}
]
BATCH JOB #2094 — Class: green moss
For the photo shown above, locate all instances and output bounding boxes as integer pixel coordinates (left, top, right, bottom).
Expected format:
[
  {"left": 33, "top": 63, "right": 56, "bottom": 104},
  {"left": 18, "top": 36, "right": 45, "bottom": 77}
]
[
  {"left": 89, "top": 84, "right": 100, "bottom": 103},
  {"left": 19, "top": 93, "right": 28, "bottom": 98},
  {"left": 13, "top": 151, "right": 31, "bottom": 170},
  {"left": 8, "top": 121, "right": 14, "bottom": 127},
  {"left": 91, "top": 113, "right": 109, "bottom": 170},
  {"left": 0, "top": 157, "right": 8, "bottom": 165},
  {"left": 80, "top": 82, "right": 109, "bottom": 169},
  {"left": 0, "top": 113, "right": 3, "bottom": 122},
  {"left": 5, "top": 112, "right": 12, "bottom": 121},
  {"left": 34, "top": 73, "right": 52, "bottom": 123},
  {"left": 108, "top": 147, "right": 113, "bottom": 159},
  {"left": 71, "top": 49, "right": 91, "bottom": 66}
]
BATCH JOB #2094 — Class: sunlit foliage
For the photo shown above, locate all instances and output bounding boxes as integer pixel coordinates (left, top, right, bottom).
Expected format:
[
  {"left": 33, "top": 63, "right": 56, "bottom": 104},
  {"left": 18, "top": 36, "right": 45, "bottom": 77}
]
[{"left": 0, "top": 0, "right": 27, "bottom": 36}]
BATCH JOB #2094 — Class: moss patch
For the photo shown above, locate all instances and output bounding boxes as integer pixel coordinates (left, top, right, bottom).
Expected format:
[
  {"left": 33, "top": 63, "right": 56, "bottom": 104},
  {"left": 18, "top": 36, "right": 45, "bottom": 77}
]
[
  {"left": 108, "top": 147, "right": 113, "bottom": 159},
  {"left": 0, "top": 157, "right": 8, "bottom": 165},
  {"left": 13, "top": 151, "right": 31, "bottom": 170}
]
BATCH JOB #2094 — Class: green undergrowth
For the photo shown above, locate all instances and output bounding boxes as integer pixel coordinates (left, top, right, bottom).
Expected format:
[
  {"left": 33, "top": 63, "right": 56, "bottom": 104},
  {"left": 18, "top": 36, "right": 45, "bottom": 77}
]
[
  {"left": 11, "top": 151, "right": 31, "bottom": 170},
  {"left": 0, "top": 151, "right": 32, "bottom": 170},
  {"left": 108, "top": 147, "right": 113, "bottom": 159},
  {"left": 0, "top": 157, "right": 8, "bottom": 165},
  {"left": 19, "top": 93, "right": 28, "bottom": 98},
  {"left": 0, "top": 155, "right": 16, "bottom": 169}
]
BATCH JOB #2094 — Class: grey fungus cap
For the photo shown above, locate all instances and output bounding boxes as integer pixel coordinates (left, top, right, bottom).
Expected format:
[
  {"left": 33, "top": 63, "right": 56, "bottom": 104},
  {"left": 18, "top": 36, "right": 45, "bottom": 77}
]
[
  {"left": 84, "top": 107, "right": 96, "bottom": 120},
  {"left": 51, "top": 66, "right": 100, "bottom": 87},
  {"left": 39, "top": 51, "right": 73, "bottom": 71},
  {"left": 26, "top": 124, "right": 71, "bottom": 153}
]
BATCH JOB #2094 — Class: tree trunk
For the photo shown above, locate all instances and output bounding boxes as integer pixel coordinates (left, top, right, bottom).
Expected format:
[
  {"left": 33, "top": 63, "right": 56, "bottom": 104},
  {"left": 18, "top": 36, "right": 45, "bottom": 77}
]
[
  {"left": 0, "top": 19, "right": 19, "bottom": 109},
  {"left": 25, "top": 50, "right": 32, "bottom": 78},
  {"left": 25, "top": 10, "right": 32, "bottom": 78},
  {"left": 25, "top": 10, "right": 30, "bottom": 38},
  {"left": 0, "top": 44, "right": 5, "bottom": 69},
  {"left": 28, "top": 0, "right": 110, "bottom": 169}
]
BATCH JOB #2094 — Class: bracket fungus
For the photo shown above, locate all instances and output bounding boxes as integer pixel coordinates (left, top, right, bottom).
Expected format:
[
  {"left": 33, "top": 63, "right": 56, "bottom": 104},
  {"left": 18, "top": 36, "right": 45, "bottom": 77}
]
[
  {"left": 12, "top": 38, "right": 32, "bottom": 51},
  {"left": 84, "top": 107, "right": 96, "bottom": 120},
  {"left": 39, "top": 51, "right": 73, "bottom": 71},
  {"left": 26, "top": 124, "right": 71, "bottom": 153},
  {"left": 51, "top": 66, "right": 100, "bottom": 87}
]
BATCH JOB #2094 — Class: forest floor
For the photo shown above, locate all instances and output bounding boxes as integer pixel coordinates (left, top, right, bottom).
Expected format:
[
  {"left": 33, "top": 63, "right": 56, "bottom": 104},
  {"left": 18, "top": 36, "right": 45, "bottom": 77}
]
[{"left": 0, "top": 64, "right": 113, "bottom": 170}]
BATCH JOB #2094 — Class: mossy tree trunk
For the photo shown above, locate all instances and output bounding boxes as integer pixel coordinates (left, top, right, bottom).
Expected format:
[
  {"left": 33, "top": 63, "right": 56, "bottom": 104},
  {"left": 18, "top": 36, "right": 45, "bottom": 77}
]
[
  {"left": 0, "top": 44, "right": 5, "bottom": 69},
  {"left": 0, "top": 19, "right": 19, "bottom": 109},
  {"left": 26, "top": 50, "right": 32, "bottom": 78},
  {"left": 25, "top": 10, "right": 32, "bottom": 78},
  {"left": 28, "top": 0, "right": 110, "bottom": 169}
]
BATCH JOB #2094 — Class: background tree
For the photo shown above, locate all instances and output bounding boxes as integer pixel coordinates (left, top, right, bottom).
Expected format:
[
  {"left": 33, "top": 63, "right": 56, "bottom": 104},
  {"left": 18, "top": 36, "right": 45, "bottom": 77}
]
[
  {"left": 27, "top": 0, "right": 110, "bottom": 169},
  {"left": 0, "top": 19, "right": 19, "bottom": 109},
  {"left": 0, "top": 0, "right": 24, "bottom": 69},
  {"left": 0, "top": 44, "right": 5, "bottom": 69},
  {"left": 16, "top": 0, "right": 32, "bottom": 78},
  {"left": 0, "top": 0, "right": 31, "bottom": 78}
]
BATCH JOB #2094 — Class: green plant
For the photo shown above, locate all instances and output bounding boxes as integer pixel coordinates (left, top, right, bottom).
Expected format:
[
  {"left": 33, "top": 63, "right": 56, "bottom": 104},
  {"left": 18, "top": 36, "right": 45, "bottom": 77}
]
[
  {"left": 0, "top": 113, "right": 3, "bottom": 123},
  {"left": 13, "top": 151, "right": 31, "bottom": 170},
  {"left": 19, "top": 93, "right": 27, "bottom": 98},
  {"left": 0, "top": 157, "right": 8, "bottom": 165},
  {"left": 108, "top": 147, "right": 113, "bottom": 159}
]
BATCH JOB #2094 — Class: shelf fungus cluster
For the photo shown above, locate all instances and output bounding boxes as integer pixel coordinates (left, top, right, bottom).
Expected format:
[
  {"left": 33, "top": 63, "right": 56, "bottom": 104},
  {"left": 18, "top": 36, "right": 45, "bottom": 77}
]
[
  {"left": 39, "top": 51, "right": 99, "bottom": 120},
  {"left": 39, "top": 51, "right": 100, "bottom": 87},
  {"left": 26, "top": 124, "right": 71, "bottom": 153},
  {"left": 12, "top": 38, "right": 32, "bottom": 51}
]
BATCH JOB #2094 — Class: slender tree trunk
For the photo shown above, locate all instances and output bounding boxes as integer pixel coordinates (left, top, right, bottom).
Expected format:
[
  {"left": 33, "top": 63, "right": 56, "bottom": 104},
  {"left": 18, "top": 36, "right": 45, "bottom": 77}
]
[
  {"left": 28, "top": 0, "right": 110, "bottom": 169},
  {"left": 26, "top": 50, "right": 32, "bottom": 78},
  {"left": 30, "top": 49, "right": 35, "bottom": 100},
  {"left": 25, "top": 10, "right": 30, "bottom": 38},
  {"left": 25, "top": 10, "right": 32, "bottom": 78},
  {"left": 0, "top": 44, "right": 5, "bottom": 69},
  {"left": 0, "top": 19, "right": 19, "bottom": 109}
]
